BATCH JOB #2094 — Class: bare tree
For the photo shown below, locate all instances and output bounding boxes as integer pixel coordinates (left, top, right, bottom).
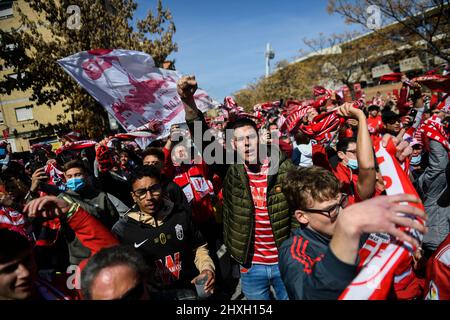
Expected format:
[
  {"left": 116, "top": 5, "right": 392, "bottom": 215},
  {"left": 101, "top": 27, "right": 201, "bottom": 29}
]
[
  {"left": 302, "top": 31, "right": 393, "bottom": 94},
  {"left": 328, "top": 0, "right": 450, "bottom": 64},
  {"left": 0, "top": 0, "right": 177, "bottom": 138}
]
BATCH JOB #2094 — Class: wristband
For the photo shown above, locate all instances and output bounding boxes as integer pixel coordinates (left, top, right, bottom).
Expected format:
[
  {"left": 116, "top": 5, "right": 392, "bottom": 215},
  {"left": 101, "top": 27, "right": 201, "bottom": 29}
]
[
  {"left": 60, "top": 195, "right": 78, "bottom": 220},
  {"left": 65, "top": 202, "right": 80, "bottom": 221}
]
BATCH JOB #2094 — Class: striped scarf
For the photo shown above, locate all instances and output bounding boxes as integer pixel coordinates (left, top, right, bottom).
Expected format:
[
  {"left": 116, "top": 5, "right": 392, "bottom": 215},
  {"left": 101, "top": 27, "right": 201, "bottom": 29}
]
[
  {"left": 44, "top": 162, "right": 66, "bottom": 191},
  {"left": 300, "top": 110, "right": 344, "bottom": 143},
  {"left": 419, "top": 115, "right": 450, "bottom": 151},
  {"left": 280, "top": 105, "right": 313, "bottom": 133},
  {"left": 0, "top": 205, "right": 28, "bottom": 238},
  {"left": 55, "top": 140, "right": 97, "bottom": 155}
]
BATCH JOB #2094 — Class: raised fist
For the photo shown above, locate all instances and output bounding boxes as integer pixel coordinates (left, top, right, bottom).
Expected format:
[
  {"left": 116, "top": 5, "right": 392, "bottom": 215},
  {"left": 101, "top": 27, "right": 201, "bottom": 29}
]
[{"left": 177, "top": 75, "right": 198, "bottom": 101}]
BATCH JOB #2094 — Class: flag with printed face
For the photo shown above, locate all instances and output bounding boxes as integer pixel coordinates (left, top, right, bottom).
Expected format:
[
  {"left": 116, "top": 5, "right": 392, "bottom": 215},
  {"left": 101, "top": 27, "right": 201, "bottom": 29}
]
[{"left": 58, "top": 49, "right": 219, "bottom": 146}]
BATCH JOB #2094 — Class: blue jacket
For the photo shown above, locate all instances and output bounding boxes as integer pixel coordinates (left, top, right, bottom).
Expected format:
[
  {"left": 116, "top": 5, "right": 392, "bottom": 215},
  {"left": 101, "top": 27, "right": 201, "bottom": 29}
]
[{"left": 278, "top": 227, "right": 358, "bottom": 300}]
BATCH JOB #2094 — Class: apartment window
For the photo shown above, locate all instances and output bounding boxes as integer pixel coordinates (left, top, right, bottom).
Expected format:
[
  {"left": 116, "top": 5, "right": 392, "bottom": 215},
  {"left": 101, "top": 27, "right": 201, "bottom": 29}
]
[
  {"left": 0, "top": 1, "right": 13, "bottom": 20},
  {"left": 15, "top": 106, "right": 33, "bottom": 122},
  {"left": 0, "top": 111, "right": 3, "bottom": 124}
]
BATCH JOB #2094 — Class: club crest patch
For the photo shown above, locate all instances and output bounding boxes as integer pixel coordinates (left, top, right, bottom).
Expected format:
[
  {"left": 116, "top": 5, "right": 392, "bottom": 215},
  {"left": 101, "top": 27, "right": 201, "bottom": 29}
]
[{"left": 175, "top": 224, "right": 184, "bottom": 240}]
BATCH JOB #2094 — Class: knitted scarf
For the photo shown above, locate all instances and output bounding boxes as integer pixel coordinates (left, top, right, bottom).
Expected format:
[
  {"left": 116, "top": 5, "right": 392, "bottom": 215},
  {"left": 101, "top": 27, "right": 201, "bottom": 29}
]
[{"left": 419, "top": 115, "right": 450, "bottom": 151}]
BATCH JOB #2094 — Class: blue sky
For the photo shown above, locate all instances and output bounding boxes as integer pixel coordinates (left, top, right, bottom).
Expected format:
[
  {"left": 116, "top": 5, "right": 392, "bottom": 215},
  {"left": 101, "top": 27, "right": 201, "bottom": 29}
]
[{"left": 134, "top": 0, "right": 362, "bottom": 101}]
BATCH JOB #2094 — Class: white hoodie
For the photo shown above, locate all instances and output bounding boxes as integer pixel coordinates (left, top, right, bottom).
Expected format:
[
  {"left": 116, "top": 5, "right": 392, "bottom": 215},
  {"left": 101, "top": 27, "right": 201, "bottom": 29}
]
[{"left": 295, "top": 141, "right": 313, "bottom": 167}]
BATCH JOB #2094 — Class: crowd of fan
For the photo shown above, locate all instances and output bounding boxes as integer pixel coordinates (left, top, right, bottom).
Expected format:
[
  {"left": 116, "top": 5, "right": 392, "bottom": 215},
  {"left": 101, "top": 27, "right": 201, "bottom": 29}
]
[{"left": 0, "top": 73, "right": 449, "bottom": 300}]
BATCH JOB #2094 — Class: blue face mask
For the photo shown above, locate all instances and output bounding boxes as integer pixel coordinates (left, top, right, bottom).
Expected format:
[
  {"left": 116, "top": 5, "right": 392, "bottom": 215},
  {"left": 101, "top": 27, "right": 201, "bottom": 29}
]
[
  {"left": 410, "top": 155, "right": 422, "bottom": 165},
  {"left": 347, "top": 158, "right": 359, "bottom": 170},
  {"left": 66, "top": 177, "right": 86, "bottom": 191}
]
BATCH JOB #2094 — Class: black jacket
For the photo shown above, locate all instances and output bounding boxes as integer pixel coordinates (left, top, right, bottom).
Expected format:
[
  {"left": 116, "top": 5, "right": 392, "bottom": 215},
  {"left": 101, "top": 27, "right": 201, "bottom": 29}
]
[
  {"left": 58, "top": 187, "right": 120, "bottom": 265},
  {"left": 278, "top": 227, "right": 358, "bottom": 300},
  {"left": 112, "top": 200, "right": 205, "bottom": 290}
]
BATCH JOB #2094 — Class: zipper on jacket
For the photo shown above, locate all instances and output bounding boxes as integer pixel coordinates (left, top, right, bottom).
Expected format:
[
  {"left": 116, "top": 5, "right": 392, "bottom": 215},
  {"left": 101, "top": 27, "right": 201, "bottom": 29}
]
[{"left": 238, "top": 167, "right": 254, "bottom": 266}]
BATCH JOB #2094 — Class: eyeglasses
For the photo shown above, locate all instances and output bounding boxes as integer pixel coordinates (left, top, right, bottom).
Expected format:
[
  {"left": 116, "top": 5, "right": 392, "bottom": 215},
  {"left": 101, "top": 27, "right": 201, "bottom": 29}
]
[
  {"left": 132, "top": 184, "right": 162, "bottom": 199},
  {"left": 300, "top": 194, "right": 349, "bottom": 219}
]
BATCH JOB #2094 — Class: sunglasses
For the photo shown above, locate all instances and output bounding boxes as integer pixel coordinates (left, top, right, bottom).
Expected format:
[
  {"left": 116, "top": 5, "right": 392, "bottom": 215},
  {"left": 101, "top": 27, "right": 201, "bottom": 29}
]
[{"left": 387, "top": 119, "right": 401, "bottom": 125}]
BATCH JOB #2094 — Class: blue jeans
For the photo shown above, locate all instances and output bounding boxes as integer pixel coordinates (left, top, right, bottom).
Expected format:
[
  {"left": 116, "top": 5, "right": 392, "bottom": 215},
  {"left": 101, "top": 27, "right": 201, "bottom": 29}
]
[{"left": 240, "top": 264, "right": 289, "bottom": 300}]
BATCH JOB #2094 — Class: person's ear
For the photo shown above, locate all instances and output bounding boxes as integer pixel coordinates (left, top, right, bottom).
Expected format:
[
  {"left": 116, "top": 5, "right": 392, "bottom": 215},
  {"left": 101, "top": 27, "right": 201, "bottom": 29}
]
[
  {"left": 131, "top": 192, "right": 139, "bottom": 204},
  {"left": 337, "top": 151, "right": 346, "bottom": 161},
  {"left": 231, "top": 138, "right": 237, "bottom": 151},
  {"left": 294, "top": 210, "right": 309, "bottom": 225}
]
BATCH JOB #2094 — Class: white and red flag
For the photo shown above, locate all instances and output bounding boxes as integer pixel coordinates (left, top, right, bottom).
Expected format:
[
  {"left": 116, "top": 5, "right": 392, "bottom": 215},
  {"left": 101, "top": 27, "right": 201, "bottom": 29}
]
[
  {"left": 339, "top": 138, "right": 426, "bottom": 300},
  {"left": 58, "top": 49, "right": 219, "bottom": 147}
]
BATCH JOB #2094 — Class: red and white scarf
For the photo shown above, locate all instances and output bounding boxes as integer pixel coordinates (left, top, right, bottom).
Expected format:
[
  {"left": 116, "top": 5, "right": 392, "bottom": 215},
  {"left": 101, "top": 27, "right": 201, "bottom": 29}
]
[
  {"left": 44, "top": 162, "right": 66, "bottom": 190},
  {"left": 55, "top": 140, "right": 97, "bottom": 155},
  {"left": 0, "top": 205, "right": 28, "bottom": 238},
  {"left": 419, "top": 115, "right": 450, "bottom": 151},
  {"left": 300, "top": 110, "right": 344, "bottom": 143},
  {"left": 299, "top": 101, "right": 364, "bottom": 142},
  {"left": 412, "top": 74, "right": 450, "bottom": 93},
  {"left": 280, "top": 105, "right": 313, "bottom": 133},
  {"left": 313, "top": 86, "right": 332, "bottom": 99},
  {"left": 339, "top": 138, "right": 425, "bottom": 300}
]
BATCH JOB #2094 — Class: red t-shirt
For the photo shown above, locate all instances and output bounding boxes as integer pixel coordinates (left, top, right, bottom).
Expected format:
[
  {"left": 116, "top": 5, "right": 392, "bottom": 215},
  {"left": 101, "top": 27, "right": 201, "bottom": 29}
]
[{"left": 245, "top": 160, "right": 278, "bottom": 265}]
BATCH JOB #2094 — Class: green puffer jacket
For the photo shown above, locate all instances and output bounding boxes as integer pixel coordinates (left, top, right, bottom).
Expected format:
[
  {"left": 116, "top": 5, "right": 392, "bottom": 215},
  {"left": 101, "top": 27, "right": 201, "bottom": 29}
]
[
  {"left": 185, "top": 110, "right": 297, "bottom": 265},
  {"left": 222, "top": 153, "right": 296, "bottom": 265}
]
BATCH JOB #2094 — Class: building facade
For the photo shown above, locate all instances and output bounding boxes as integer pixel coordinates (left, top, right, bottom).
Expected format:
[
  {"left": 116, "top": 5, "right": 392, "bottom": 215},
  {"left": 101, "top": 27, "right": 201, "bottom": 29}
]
[{"left": 0, "top": 0, "right": 66, "bottom": 152}]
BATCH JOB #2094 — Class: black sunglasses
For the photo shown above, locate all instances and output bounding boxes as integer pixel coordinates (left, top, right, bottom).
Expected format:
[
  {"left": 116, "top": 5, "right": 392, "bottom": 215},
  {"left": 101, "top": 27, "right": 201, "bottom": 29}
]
[
  {"left": 386, "top": 119, "right": 400, "bottom": 125},
  {"left": 300, "top": 194, "right": 349, "bottom": 218}
]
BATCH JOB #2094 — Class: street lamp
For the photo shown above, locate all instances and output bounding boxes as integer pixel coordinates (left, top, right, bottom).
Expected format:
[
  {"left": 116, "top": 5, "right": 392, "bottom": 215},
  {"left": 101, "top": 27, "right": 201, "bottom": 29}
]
[{"left": 265, "top": 43, "right": 275, "bottom": 78}]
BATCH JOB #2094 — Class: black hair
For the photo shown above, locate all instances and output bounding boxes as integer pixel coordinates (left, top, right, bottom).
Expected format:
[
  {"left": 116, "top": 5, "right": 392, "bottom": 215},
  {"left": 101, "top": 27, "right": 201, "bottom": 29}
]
[
  {"left": 141, "top": 147, "right": 165, "bottom": 162},
  {"left": 147, "top": 139, "right": 165, "bottom": 148},
  {"left": 63, "top": 159, "right": 88, "bottom": 174},
  {"left": 0, "top": 229, "right": 32, "bottom": 264},
  {"left": 80, "top": 245, "right": 148, "bottom": 300},
  {"left": 128, "top": 165, "right": 161, "bottom": 188},
  {"left": 225, "top": 117, "right": 258, "bottom": 132},
  {"left": 294, "top": 131, "right": 310, "bottom": 145},
  {"left": 1, "top": 161, "right": 29, "bottom": 184},
  {"left": 336, "top": 137, "right": 357, "bottom": 153}
]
